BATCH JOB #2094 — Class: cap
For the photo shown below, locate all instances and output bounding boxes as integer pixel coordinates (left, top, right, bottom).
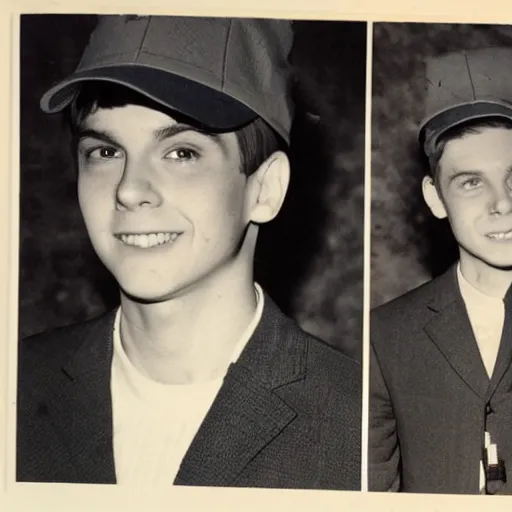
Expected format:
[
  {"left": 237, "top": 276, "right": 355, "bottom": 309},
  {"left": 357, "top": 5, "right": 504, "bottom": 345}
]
[
  {"left": 40, "top": 15, "right": 294, "bottom": 144},
  {"left": 418, "top": 46, "right": 512, "bottom": 156}
]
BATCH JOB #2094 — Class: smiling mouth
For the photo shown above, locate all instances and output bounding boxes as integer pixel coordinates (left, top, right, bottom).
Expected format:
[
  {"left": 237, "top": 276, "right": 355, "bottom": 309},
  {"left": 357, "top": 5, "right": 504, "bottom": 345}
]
[
  {"left": 486, "top": 229, "right": 512, "bottom": 241},
  {"left": 115, "top": 232, "right": 182, "bottom": 248}
]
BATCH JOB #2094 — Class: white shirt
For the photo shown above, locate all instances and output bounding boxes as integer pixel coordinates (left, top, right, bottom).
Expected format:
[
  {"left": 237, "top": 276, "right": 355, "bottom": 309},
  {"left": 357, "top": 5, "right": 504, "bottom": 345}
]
[
  {"left": 110, "top": 284, "right": 264, "bottom": 486},
  {"left": 457, "top": 265, "right": 504, "bottom": 378},
  {"left": 457, "top": 265, "right": 505, "bottom": 493}
]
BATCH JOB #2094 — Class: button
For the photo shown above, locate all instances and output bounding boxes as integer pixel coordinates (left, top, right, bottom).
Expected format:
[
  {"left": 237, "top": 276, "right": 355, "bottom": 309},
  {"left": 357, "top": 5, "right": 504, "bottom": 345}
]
[{"left": 486, "top": 404, "right": 493, "bottom": 414}]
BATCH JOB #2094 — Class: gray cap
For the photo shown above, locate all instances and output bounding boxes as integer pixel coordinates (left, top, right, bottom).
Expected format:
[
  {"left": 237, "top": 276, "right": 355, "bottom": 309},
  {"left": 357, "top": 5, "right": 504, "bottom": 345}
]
[
  {"left": 419, "top": 46, "right": 512, "bottom": 156},
  {"left": 40, "top": 15, "right": 294, "bottom": 144}
]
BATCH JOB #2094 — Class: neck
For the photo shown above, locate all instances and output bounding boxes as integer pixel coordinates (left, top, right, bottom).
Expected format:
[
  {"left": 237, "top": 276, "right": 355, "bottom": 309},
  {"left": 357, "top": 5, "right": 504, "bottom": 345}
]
[
  {"left": 459, "top": 253, "right": 512, "bottom": 297},
  {"left": 118, "top": 260, "right": 257, "bottom": 385}
]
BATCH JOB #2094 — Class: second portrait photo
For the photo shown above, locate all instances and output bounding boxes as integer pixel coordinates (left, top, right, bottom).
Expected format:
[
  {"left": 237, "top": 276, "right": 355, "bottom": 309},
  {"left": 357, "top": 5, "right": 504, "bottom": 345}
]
[{"left": 370, "top": 22, "right": 512, "bottom": 495}]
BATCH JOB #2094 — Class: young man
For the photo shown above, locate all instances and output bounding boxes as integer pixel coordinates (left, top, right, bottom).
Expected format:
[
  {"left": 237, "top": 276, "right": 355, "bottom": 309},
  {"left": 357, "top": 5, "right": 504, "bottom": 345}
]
[
  {"left": 17, "top": 15, "right": 361, "bottom": 489},
  {"left": 370, "top": 46, "right": 512, "bottom": 494}
]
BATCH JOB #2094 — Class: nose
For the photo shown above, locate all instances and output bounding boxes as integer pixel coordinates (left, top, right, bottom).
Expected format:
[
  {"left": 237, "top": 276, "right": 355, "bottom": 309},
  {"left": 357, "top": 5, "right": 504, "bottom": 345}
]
[
  {"left": 490, "top": 179, "right": 512, "bottom": 216},
  {"left": 116, "top": 157, "right": 162, "bottom": 211}
]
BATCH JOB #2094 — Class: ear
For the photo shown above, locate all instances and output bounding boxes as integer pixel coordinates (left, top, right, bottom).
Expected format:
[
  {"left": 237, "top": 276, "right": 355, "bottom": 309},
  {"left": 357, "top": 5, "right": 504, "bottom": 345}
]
[
  {"left": 246, "top": 151, "right": 290, "bottom": 224},
  {"left": 422, "top": 175, "right": 447, "bottom": 219}
]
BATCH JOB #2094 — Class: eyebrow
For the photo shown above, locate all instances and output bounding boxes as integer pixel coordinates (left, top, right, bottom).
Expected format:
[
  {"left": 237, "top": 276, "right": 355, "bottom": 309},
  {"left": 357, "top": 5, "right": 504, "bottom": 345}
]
[
  {"left": 447, "top": 170, "right": 483, "bottom": 182},
  {"left": 153, "top": 123, "right": 222, "bottom": 143},
  {"left": 153, "top": 123, "right": 229, "bottom": 155},
  {"left": 77, "top": 128, "right": 120, "bottom": 146},
  {"left": 447, "top": 164, "right": 512, "bottom": 182}
]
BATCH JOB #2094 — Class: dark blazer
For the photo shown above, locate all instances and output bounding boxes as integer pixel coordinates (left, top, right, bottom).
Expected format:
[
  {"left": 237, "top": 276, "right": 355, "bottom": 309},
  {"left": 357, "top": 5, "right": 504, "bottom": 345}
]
[
  {"left": 17, "top": 293, "right": 361, "bottom": 489},
  {"left": 369, "top": 265, "right": 512, "bottom": 494}
]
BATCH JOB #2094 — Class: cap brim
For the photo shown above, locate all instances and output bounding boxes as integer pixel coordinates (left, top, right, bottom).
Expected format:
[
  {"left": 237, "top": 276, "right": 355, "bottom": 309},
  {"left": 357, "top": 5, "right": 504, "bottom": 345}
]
[
  {"left": 40, "top": 64, "right": 258, "bottom": 131},
  {"left": 419, "top": 100, "right": 512, "bottom": 156}
]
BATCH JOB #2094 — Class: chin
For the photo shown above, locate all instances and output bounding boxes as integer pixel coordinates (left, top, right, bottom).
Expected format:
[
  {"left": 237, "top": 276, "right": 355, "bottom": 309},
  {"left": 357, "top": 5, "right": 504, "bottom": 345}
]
[
  {"left": 115, "top": 274, "right": 180, "bottom": 304},
  {"left": 460, "top": 240, "right": 512, "bottom": 271},
  {"left": 475, "top": 253, "right": 512, "bottom": 272},
  {"left": 487, "top": 261, "right": 512, "bottom": 272},
  {"left": 120, "top": 286, "right": 178, "bottom": 304},
  {"left": 110, "top": 256, "right": 242, "bottom": 304},
  {"left": 117, "top": 272, "right": 211, "bottom": 304}
]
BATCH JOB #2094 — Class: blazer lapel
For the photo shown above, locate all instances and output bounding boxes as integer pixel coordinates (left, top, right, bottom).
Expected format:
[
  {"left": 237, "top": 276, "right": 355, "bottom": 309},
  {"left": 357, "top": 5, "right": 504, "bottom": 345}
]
[
  {"left": 175, "top": 294, "right": 306, "bottom": 487},
  {"left": 44, "top": 311, "right": 117, "bottom": 484},
  {"left": 423, "top": 266, "right": 489, "bottom": 399},
  {"left": 485, "top": 317, "right": 512, "bottom": 401}
]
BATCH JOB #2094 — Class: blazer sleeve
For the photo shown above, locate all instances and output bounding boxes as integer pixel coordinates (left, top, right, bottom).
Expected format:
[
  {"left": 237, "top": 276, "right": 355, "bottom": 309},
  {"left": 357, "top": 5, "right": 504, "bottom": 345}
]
[{"left": 369, "top": 342, "right": 401, "bottom": 492}]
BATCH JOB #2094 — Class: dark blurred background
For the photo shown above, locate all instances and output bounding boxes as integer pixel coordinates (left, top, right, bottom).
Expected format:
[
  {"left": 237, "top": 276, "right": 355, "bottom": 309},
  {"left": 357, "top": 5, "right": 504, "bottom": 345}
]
[
  {"left": 19, "top": 15, "right": 366, "bottom": 361},
  {"left": 371, "top": 22, "right": 512, "bottom": 308}
]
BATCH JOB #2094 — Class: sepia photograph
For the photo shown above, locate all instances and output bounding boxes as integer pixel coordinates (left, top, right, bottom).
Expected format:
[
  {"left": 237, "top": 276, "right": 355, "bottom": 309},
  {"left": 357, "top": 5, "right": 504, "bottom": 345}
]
[
  {"left": 17, "top": 14, "right": 366, "bottom": 489},
  {"left": 7, "top": 0, "right": 512, "bottom": 511},
  {"left": 370, "top": 22, "right": 512, "bottom": 495}
]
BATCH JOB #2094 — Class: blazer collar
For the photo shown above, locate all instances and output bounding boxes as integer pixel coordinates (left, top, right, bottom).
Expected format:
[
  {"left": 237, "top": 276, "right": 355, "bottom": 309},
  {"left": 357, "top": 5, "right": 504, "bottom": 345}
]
[
  {"left": 423, "top": 264, "right": 490, "bottom": 399},
  {"left": 426, "top": 263, "right": 461, "bottom": 313},
  {"left": 49, "top": 292, "right": 306, "bottom": 486},
  {"left": 61, "top": 310, "right": 117, "bottom": 379}
]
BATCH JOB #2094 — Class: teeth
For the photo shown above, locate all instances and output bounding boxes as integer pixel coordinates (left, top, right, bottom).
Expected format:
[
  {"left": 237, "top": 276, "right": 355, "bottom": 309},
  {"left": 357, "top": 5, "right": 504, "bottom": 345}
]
[
  {"left": 488, "top": 231, "right": 512, "bottom": 240},
  {"left": 119, "top": 232, "right": 179, "bottom": 248}
]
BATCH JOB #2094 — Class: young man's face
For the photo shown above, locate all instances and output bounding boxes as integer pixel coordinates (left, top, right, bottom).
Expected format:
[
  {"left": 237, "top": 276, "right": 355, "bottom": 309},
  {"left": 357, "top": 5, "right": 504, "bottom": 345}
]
[
  {"left": 423, "top": 126, "right": 512, "bottom": 273},
  {"left": 76, "top": 103, "right": 254, "bottom": 302}
]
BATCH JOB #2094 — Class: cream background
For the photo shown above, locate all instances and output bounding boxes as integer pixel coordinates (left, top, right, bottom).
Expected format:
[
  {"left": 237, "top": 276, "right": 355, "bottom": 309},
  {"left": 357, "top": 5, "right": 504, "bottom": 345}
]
[{"left": 5, "top": 1, "right": 512, "bottom": 510}]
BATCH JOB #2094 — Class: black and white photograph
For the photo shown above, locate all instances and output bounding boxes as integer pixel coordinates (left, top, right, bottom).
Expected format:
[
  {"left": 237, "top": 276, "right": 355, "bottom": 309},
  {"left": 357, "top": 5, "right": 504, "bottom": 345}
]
[
  {"left": 370, "top": 22, "right": 512, "bottom": 495},
  {"left": 17, "top": 14, "right": 365, "bottom": 489}
]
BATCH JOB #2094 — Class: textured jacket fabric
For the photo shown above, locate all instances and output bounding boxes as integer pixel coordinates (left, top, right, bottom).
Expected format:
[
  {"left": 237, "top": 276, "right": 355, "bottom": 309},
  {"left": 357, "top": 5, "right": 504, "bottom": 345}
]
[
  {"left": 369, "top": 265, "right": 512, "bottom": 494},
  {"left": 17, "top": 293, "right": 361, "bottom": 489}
]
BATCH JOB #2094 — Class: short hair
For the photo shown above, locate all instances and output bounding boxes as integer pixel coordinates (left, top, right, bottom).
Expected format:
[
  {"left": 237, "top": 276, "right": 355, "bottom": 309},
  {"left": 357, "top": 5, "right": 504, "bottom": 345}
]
[
  {"left": 427, "top": 117, "right": 512, "bottom": 181},
  {"left": 68, "top": 82, "right": 286, "bottom": 176}
]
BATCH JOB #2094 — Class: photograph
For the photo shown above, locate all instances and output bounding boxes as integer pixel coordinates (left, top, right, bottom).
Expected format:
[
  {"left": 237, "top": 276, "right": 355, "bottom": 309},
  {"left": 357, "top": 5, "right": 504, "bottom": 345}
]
[
  {"left": 370, "top": 22, "right": 512, "bottom": 495},
  {"left": 17, "top": 14, "right": 365, "bottom": 489}
]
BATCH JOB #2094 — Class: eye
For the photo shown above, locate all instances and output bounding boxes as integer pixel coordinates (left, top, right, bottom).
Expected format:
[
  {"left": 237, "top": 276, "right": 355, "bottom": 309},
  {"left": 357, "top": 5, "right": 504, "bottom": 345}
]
[
  {"left": 164, "top": 148, "right": 199, "bottom": 162},
  {"left": 85, "top": 146, "right": 123, "bottom": 160},
  {"left": 460, "top": 177, "right": 483, "bottom": 190}
]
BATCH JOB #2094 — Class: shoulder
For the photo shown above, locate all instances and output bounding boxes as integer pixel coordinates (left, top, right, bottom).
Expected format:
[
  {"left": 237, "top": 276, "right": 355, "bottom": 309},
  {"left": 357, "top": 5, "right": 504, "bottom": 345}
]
[
  {"left": 370, "top": 265, "right": 459, "bottom": 354},
  {"left": 258, "top": 293, "right": 360, "bottom": 396},
  {"left": 18, "top": 311, "right": 116, "bottom": 370},
  {"left": 286, "top": 322, "right": 361, "bottom": 410},
  {"left": 18, "top": 310, "right": 116, "bottom": 411},
  {"left": 267, "top": 303, "right": 360, "bottom": 386},
  {"left": 371, "top": 270, "right": 452, "bottom": 329},
  {"left": 305, "top": 331, "right": 360, "bottom": 387}
]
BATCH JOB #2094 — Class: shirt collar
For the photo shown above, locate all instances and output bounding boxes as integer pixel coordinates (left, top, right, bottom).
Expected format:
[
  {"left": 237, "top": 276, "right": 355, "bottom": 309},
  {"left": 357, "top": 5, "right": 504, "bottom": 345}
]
[
  {"left": 229, "top": 282, "right": 264, "bottom": 364},
  {"left": 457, "top": 263, "right": 504, "bottom": 306},
  {"left": 112, "top": 283, "right": 265, "bottom": 389}
]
